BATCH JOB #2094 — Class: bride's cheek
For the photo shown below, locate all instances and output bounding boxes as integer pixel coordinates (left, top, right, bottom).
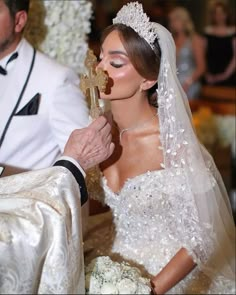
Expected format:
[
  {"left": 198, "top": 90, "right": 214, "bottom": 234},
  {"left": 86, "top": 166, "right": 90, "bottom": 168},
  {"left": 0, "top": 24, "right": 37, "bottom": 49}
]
[{"left": 112, "top": 69, "right": 130, "bottom": 86}]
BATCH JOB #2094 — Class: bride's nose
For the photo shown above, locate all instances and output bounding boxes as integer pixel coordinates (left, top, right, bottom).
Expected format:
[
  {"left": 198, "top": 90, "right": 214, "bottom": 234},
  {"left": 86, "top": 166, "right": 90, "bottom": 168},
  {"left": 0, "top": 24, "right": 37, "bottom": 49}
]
[
  {"left": 96, "top": 63, "right": 101, "bottom": 72},
  {"left": 96, "top": 54, "right": 107, "bottom": 72},
  {"left": 96, "top": 59, "right": 103, "bottom": 71}
]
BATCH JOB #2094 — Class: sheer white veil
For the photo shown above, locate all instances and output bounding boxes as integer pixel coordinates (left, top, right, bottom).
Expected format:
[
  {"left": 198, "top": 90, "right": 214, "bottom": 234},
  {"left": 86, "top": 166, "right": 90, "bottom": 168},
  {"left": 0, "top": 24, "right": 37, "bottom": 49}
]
[{"left": 155, "top": 22, "right": 235, "bottom": 281}]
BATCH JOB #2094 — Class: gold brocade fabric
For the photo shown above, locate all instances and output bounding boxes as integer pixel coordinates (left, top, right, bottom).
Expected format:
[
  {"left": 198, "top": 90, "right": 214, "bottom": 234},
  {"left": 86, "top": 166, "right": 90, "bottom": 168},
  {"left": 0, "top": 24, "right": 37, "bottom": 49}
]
[{"left": 0, "top": 167, "right": 85, "bottom": 294}]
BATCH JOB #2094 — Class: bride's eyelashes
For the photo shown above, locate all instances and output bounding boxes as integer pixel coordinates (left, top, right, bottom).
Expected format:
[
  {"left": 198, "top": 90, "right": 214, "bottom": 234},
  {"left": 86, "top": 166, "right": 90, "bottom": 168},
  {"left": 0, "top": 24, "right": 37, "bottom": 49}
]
[
  {"left": 110, "top": 62, "right": 123, "bottom": 68},
  {"left": 98, "top": 54, "right": 125, "bottom": 68}
]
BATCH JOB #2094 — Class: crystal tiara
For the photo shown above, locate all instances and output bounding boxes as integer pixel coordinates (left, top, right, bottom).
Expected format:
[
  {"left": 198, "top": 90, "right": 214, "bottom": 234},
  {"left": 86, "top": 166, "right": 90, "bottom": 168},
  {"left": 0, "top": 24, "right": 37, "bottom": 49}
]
[{"left": 112, "top": 2, "right": 157, "bottom": 50}]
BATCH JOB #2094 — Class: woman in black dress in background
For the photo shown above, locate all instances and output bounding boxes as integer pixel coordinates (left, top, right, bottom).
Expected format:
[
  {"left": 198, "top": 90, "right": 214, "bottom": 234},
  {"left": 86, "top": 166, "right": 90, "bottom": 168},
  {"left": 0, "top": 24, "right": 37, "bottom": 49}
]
[{"left": 203, "top": 0, "right": 235, "bottom": 86}]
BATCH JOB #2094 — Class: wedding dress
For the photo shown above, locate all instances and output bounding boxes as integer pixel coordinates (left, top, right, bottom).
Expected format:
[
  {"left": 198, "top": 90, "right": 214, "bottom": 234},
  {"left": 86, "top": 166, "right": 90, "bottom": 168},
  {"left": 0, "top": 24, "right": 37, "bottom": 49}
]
[
  {"left": 85, "top": 3, "right": 235, "bottom": 294},
  {"left": 85, "top": 165, "right": 235, "bottom": 294}
]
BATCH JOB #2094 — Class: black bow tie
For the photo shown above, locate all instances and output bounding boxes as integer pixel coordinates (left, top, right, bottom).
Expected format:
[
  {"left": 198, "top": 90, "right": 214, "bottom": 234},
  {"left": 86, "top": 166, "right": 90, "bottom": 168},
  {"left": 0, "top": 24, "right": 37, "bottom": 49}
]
[
  {"left": 0, "top": 66, "right": 7, "bottom": 75},
  {"left": 0, "top": 52, "right": 18, "bottom": 75}
]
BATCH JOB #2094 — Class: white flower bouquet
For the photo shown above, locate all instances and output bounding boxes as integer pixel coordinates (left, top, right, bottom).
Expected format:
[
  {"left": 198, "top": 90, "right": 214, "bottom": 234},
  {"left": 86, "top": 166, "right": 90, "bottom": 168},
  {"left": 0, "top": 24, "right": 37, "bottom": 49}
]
[{"left": 85, "top": 256, "right": 151, "bottom": 294}]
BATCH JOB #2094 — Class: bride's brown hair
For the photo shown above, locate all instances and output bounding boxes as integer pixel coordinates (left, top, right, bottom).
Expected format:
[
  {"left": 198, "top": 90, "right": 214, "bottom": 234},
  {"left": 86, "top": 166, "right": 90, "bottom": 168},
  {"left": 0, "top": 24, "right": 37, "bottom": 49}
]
[{"left": 101, "top": 24, "right": 161, "bottom": 107}]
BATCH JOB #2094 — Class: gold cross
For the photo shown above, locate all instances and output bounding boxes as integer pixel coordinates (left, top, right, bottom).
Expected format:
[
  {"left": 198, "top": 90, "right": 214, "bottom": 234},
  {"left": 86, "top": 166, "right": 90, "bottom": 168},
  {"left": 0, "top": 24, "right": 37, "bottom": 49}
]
[{"left": 80, "top": 49, "right": 108, "bottom": 119}]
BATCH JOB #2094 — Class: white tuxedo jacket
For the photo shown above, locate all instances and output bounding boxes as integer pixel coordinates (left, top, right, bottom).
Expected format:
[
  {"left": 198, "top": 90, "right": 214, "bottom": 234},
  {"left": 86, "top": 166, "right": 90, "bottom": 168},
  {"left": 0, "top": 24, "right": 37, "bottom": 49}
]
[{"left": 0, "top": 38, "right": 89, "bottom": 170}]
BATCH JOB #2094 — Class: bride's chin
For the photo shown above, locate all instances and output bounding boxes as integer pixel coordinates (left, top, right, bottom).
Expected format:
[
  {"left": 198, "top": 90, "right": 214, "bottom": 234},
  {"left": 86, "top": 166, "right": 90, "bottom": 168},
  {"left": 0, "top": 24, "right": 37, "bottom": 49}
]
[
  {"left": 99, "top": 92, "right": 112, "bottom": 100},
  {"left": 99, "top": 95, "right": 111, "bottom": 100},
  {"left": 99, "top": 92, "right": 124, "bottom": 101}
]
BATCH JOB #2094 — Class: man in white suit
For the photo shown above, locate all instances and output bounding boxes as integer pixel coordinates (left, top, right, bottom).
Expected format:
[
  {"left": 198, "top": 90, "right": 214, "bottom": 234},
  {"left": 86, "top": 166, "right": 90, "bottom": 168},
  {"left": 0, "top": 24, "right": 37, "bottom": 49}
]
[
  {"left": 0, "top": 1, "right": 116, "bottom": 292},
  {"left": 0, "top": 0, "right": 89, "bottom": 174}
]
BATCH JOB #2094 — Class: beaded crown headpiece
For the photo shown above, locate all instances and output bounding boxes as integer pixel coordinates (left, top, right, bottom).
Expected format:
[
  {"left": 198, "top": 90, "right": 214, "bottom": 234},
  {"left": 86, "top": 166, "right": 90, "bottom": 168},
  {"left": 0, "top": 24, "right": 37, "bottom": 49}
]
[{"left": 112, "top": 2, "right": 157, "bottom": 50}]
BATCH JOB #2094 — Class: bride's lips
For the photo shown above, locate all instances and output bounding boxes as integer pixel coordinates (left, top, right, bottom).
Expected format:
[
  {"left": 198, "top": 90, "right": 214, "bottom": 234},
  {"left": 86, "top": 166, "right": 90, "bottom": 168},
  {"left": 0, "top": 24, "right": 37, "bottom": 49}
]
[{"left": 99, "top": 75, "right": 114, "bottom": 96}]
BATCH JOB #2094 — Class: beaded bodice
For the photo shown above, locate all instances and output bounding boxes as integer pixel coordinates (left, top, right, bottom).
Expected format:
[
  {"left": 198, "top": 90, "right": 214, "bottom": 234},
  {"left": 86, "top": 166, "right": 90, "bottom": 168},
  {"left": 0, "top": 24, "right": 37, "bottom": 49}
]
[
  {"left": 102, "top": 169, "right": 202, "bottom": 276},
  {"left": 96, "top": 169, "right": 234, "bottom": 294}
]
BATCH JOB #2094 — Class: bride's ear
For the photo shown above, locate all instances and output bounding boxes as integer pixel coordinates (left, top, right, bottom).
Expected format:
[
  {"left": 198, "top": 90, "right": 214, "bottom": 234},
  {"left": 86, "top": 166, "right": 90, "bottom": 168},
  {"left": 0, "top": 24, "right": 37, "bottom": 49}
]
[{"left": 140, "top": 79, "right": 157, "bottom": 91}]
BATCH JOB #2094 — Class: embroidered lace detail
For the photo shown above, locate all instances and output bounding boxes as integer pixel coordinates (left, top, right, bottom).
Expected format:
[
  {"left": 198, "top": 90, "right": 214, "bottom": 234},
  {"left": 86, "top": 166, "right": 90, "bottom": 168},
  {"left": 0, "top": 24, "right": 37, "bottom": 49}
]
[{"left": 102, "top": 169, "right": 215, "bottom": 269}]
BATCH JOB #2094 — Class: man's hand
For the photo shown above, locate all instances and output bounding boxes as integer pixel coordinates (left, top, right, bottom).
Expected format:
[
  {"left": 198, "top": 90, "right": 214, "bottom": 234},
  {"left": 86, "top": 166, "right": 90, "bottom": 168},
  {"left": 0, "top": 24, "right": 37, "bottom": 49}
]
[{"left": 63, "top": 116, "right": 115, "bottom": 171}]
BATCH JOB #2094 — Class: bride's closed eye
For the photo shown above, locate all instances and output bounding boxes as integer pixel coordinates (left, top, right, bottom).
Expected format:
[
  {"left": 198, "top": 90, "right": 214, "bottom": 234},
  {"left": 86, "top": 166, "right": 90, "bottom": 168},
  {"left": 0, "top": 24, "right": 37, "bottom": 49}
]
[
  {"left": 110, "top": 57, "right": 126, "bottom": 68},
  {"left": 98, "top": 53, "right": 126, "bottom": 68},
  {"left": 110, "top": 62, "right": 123, "bottom": 68},
  {"left": 98, "top": 58, "right": 124, "bottom": 68}
]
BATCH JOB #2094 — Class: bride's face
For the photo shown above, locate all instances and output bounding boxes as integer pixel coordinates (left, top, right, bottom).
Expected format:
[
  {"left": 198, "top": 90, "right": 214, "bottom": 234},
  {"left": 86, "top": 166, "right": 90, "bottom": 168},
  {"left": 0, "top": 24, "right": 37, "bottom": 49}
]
[{"left": 97, "top": 30, "right": 145, "bottom": 100}]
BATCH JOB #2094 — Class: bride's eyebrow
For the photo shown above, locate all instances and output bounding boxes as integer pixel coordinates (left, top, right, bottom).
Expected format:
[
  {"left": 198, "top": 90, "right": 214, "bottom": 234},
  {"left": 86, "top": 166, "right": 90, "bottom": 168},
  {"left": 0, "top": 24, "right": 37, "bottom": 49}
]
[
  {"left": 108, "top": 50, "right": 128, "bottom": 56},
  {"left": 99, "top": 47, "right": 128, "bottom": 57}
]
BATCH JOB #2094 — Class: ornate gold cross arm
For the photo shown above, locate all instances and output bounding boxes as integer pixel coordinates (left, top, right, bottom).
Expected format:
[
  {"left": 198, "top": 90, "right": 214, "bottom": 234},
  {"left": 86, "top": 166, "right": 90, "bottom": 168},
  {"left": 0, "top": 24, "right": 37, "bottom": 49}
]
[{"left": 80, "top": 49, "right": 108, "bottom": 119}]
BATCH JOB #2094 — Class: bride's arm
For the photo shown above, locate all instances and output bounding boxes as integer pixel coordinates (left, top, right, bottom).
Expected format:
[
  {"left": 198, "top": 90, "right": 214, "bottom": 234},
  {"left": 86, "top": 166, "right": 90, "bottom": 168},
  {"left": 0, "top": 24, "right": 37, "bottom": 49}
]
[{"left": 151, "top": 248, "right": 196, "bottom": 294}]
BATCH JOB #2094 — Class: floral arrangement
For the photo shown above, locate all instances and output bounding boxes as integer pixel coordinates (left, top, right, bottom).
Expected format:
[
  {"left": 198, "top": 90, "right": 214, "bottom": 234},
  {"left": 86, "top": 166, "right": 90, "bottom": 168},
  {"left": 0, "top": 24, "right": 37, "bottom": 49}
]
[
  {"left": 85, "top": 256, "right": 151, "bottom": 294},
  {"left": 192, "top": 107, "right": 235, "bottom": 152},
  {"left": 192, "top": 107, "right": 217, "bottom": 150},
  {"left": 214, "top": 115, "right": 235, "bottom": 148},
  {"left": 25, "top": 0, "right": 92, "bottom": 74}
]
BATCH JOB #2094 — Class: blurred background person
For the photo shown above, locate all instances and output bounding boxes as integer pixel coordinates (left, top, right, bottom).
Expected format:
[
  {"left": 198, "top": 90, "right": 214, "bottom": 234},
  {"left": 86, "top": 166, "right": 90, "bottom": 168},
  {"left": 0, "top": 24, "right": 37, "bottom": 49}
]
[
  {"left": 168, "top": 6, "right": 205, "bottom": 99},
  {"left": 203, "top": 0, "right": 236, "bottom": 86}
]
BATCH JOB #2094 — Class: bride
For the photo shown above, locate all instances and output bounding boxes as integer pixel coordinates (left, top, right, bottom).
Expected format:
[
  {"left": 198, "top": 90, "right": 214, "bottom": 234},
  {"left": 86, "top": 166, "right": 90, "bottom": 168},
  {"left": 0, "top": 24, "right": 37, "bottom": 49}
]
[{"left": 85, "top": 2, "right": 235, "bottom": 294}]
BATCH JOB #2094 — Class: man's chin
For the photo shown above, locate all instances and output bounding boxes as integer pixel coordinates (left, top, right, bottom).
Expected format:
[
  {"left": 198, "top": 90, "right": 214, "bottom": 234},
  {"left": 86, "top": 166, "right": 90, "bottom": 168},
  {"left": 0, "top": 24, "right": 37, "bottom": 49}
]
[{"left": 0, "top": 33, "right": 18, "bottom": 57}]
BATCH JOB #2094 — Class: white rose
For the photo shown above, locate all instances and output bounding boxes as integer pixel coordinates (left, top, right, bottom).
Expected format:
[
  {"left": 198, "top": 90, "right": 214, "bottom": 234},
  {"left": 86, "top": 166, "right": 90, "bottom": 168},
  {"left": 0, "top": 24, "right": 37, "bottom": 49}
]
[
  {"left": 103, "top": 265, "right": 122, "bottom": 282},
  {"left": 117, "top": 278, "right": 137, "bottom": 294},
  {"left": 136, "top": 283, "right": 151, "bottom": 294},
  {"left": 121, "top": 265, "right": 140, "bottom": 281},
  {"left": 100, "top": 283, "right": 119, "bottom": 294},
  {"left": 138, "top": 277, "right": 150, "bottom": 285},
  {"left": 96, "top": 256, "right": 113, "bottom": 273},
  {"left": 88, "top": 276, "right": 101, "bottom": 294}
]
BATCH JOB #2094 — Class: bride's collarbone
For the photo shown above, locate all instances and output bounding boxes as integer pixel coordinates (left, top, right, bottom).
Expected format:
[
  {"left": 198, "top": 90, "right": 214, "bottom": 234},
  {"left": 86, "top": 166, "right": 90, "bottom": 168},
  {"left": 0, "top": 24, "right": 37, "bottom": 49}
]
[
  {"left": 102, "top": 133, "right": 163, "bottom": 172},
  {"left": 101, "top": 128, "right": 162, "bottom": 192}
]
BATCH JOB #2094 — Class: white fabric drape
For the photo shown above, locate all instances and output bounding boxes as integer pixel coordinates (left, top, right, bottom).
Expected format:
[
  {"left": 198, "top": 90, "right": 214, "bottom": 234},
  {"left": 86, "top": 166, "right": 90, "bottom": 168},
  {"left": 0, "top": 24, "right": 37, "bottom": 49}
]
[
  {"left": 155, "top": 22, "right": 235, "bottom": 282},
  {"left": 0, "top": 166, "right": 85, "bottom": 294}
]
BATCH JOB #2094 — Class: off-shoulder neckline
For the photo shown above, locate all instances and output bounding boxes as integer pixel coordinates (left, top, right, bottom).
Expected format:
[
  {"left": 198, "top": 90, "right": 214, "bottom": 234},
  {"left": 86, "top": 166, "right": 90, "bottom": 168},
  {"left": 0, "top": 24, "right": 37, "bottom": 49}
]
[{"left": 101, "top": 169, "right": 167, "bottom": 196}]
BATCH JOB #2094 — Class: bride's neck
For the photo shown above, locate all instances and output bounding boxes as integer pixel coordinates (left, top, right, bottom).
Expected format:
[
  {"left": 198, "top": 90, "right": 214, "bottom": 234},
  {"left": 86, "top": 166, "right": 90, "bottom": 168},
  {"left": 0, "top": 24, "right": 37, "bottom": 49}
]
[{"left": 110, "top": 96, "right": 154, "bottom": 131}]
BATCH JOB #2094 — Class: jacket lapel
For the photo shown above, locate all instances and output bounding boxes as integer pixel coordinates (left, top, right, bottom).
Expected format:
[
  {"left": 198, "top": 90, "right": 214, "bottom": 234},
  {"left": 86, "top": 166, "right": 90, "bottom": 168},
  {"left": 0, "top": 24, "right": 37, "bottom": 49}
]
[{"left": 0, "top": 39, "right": 35, "bottom": 137}]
